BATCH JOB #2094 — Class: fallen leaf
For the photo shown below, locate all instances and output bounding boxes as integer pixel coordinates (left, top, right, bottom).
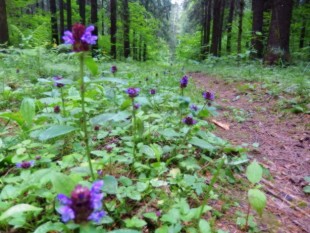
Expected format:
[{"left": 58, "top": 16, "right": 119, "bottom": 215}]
[{"left": 212, "top": 119, "right": 230, "bottom": 130}]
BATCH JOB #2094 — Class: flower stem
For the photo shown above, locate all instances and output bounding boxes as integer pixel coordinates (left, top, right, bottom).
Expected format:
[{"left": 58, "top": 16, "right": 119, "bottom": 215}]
[
  {"left": 131, "top": 98, "right": 136, "bottom": 158},
  {"left": 60, "top": 88, "right": 66, "bottom": 117},
  {"left": 79, "top": 53, "right": 95, "bottom": 180},
  {"left": 198, "top": 158, "right": 225, "bottom": 221}
]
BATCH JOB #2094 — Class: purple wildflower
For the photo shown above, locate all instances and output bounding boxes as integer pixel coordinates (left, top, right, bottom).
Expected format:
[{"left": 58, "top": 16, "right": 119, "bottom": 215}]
[
  {"left": 126, "top": 87, "right": 140, "bottom": 98},
  {"left": 105, "top": 145, "right": 113, "bottom": 153},
  {"left": 56, "top": 181, "right": 105, "bottom": 224},
  {"left": 54, "top": 106, "right": 61, "bottom": 113},
  {"left": 134, "top": 103, "right": 141, "bottom": 110},
  {"left": 16, "top": 160, "right": 35, "bottom": 169},
  {"left": 94, "top": 125, "right": 100, "bottom": 131},
  {"left": 35, "top": 155, "right": 41, "bottom": 160},
  {"left": 62, "top": 23, "right": 97, "bottom": 52},
  {"left": 110, "top": 65, "right": 117, "bottom": 74},
  {"left": 155, "top": 210, "right": 161, "bottom": 217},
  {"left": 182, "top": 116, "right": 197, "bottom": 126},
  {"left": 180, "top": 75, "right": 189, "bottom": 88},
  {"left": 149, "top": 89, "right": 156, "bottom": 95},
  {"left": 190, "top": 104, "right": 199, "bottom": 111},
  {"left": 53, "top": 76, "right": 64, "bottom": 88},
  {"left": 202, "top": 91, "right": 215, "bottom": 101}
]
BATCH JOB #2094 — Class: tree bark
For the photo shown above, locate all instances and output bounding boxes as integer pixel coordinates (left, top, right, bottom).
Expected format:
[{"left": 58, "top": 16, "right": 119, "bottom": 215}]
[
  {"left": 201, "top": 0, "right": 212, "bottom": 58},
  {"left": 59, "top": 0, "right": 65, "bottom": 41},
  {"left": 91, "top": 0, "right": 98, "bottom": 50},
  {"left": 211, "top": 0, "right": 222, "bottom": 56},
  {"left": 251, "top": 0, "right": 264, "bottom": 58},
  {"left": 110, "top": 0, "right": 117, "bottom": 59},
  {"left": 226, "top": 0, "right": 235, "bottom": 54},
  {"left": 67, "top": 0, "right": 72, "bottom": 30},
  {"left": 218, "top": 0, "right": 226, "bottom": 56},
  {"left": 0, "top": 0, "right": 9, "bottom": 45},
  {"left": 101, "top": 0, "right": 105, "bottom": 35},
  {"left": 79, "top": 0, "right": 86, "bottom": 24},
  {"left": 237, "top": 0, "right": 245, "bottom": 54},
  {"left": 143, "top": 42, "right": 147, "bottom": 61},
  {"left": 123, "top": 0, "right": 130, "bottom": 58},
  {"left": 50, "top": 0, "right": 59, "bottom": 44},
  {"left": 133, "top": 30, "right": 137, "bottom": 60},
  {"left": 264, "top": 0, "right": 293, "bottom": 65}
]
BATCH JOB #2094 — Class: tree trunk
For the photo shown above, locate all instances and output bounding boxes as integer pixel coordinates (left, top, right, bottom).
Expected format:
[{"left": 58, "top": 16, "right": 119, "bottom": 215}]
[
  {"left": 133, "top": 30, "right": 137, "bottom": 60},
  {"left": 218, "top": 0, "right": 226, "bottom": 56},
  {"left": 264, "top": 0, "right": 293, "bottom": 65},
  {"left": 210, "top": 0, "right": 222, "bottom": 56},
  {"left": 143, "top": 42, "right": 147, "bottom": 61},
  {"left": 79, "top": 0, "right": 86, "bottom": 24},
  {"left": 138, "top": 35, "right": 142, "bottom": 61},
  {"left": 226, "top": 0, "right": 235, "bottom": 54},
  {"left": 50, "top": 0, "right": 59, "bottom": 44},
  {"left": 0, "top": 0, "right": 9, "bottom": 45},
  {"left": 237, "top": 0, "right": 245, "bottom": 54},
  {"left": 299, "top": 17, "right": 306, "bottom": 49},
  {"left": 91, "top": 0, "right": 98, "bottom": 50},
  {"left": 251, "top": 0, "right": 264, "bottom": 58},
  {"left": 206, "top": 0, "right": 212, "bottom": 54},
  {"left": 123, "top": 0, "right": 130, "bottom": 58},
  {"left": 101, "top": 0, "right": 105, "bottom": 35},
  {"left": 110, "top": 0, "right": 117, "bottom": 59},
  {"left": 200, "top": 0, "right": 207, "bottom": 59},
  {"left": 59, "top": 0, "right": 65, "bottom": 41},
  {"left": 67, "top": 0, "right": 72, "bottom": 30}
]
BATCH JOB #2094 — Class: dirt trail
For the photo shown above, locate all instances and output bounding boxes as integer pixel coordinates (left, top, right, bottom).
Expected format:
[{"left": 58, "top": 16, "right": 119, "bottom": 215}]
[{"left": 191, "top": 72, "right": 310, "bottom": 233}]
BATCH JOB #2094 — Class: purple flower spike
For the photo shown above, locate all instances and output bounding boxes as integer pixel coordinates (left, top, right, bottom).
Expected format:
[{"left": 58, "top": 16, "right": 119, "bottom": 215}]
[
  {"left": 110, "top": 65, "right": 117, "bottom": 74},
  {"left": 182, "top": 116, "right": 197, "bottom": 126},
  {"left": 53, "top": 76, "right": 64, "bottom": 88},
  {"left": 190, "top": 104, "right": 199, "bottom": 111},
  {"left": 57, "top": 206, "right": 75, "bottom": 223},
  {"left": 126, "top": 87, "right": 140, "bottom": 98},
  {"left": 88, "top": 210, "right": 106, "bottom": 223},
  {"left": 54, "top": 106, "right": 61, "bottom": 113},
  {"left": 62, "top": 23, "right": 97, "bottom": 52},
  {"left": 16, "top": 160, "right": 35, "bottom": 169},
  {"left": 202, "top": 91, "right": 215, "bottom": 101},
  {"left": 149, "top": 89, "right": 156, "bottom": 95},
  {"left": 180, "top": 75, "right": 189, "bottom": 88},
  {"left": 91, "top": 180, "right": 104, "bottom": 193}
]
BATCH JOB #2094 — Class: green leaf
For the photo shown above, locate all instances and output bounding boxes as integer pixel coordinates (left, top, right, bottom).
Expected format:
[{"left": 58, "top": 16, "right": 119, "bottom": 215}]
[
  {"left": 0, "top": 204, "right": 42, "bottom": 221},
  {"left": 34, "top": 221, "right": 65, "bottom": 233},
  {"left": 107, "top": 230, "right": 140, "bottom": 233},
  {"left": 199, "top": 219, "right": 211, "bottom": 233},
  {"left": 20, "top": 97, "right": 35, "bottom": 127},
  {"left": 103, "top": 175, "right": 118, "bottom": 194},
  {"left": 246, "top": 160, "right": 263, "bottom": 184},
  {"left": 85, "top": 56, "right": 98, "bottom": 75},
  {"left": 38, "top": 125, "right": 76, "bottom": 141},
  {"left": 90, "top": 111, "right": 131, "bottom": 125},
  {"left": 160, "top": 128, "right": 180, "bottom": 138},
  {"left": 124, "top": 217, "right": 147, "bottom": 228},
  {"left": 143, "top": 212, "right": 158, "bottom": 221},
  {"left": 303, "top": 185, "right": 310, "bottom": 193},
  {"left": 51, "top": 173, "right": 75, "bottom": 196},
  {"left": 189, "top": 137, "right": 215, "bottom": 151},
  {"left": 248, "top": 189, "right": 267, "bottom": 216},
  {"left": 140, "top": 145, "right": 155, "bottom": 159}
]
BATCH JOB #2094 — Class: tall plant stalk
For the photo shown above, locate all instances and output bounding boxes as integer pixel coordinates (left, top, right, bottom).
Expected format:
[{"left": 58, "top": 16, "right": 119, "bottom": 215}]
[{"left": 79, "top": 53, "right": 95, "bottom": 180}]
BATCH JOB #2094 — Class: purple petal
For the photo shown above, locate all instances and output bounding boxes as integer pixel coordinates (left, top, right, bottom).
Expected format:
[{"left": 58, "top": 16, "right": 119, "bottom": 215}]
[
  {"left": 88, "top": 210, "right": 106, "bottom": 223},
  {"left": 91, "top": 193, "right": 104, "bottom": 210},
  {"left": 57, "top": 194, "right": 72, "bottom": 205},
  {"left": 57, "top": 206, "right": 75, "bottom": 223},
  {"left": 91, "top": 180, "right": 104, "bottom": 193},
  {"left": 62, "top": 31, "right": 74, "bottom": 44}
]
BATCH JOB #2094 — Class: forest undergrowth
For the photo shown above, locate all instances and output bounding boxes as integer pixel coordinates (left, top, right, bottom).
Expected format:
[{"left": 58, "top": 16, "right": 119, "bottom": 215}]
[{"left": 0, "top": 48, "right": 309, "bottom": 233}]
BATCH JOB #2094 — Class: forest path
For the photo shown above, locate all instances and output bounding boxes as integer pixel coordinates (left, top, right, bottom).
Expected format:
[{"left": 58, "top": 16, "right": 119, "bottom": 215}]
[{"left": 191, "top": 72, "right": 310, "bottom": 233}]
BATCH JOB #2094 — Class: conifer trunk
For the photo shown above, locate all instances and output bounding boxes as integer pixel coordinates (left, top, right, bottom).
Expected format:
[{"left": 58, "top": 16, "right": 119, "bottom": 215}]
[
  {"left": 59, "top": 0, "right": 65, "bottom": 41},
  {"left": 67, "top": 0, "right": 72, "bottom": 30},
  {"left": 79, "top": 0, "right": 86, "bottom": 24},
  {"left": 211, "top": 0, "right": 223, "bottom": 56},
  {"left": 123, "top": 0, "right": 130, "bottom": 58},
  {"left": 50, "top": 0, "right": 59, "bottom": 44},
  {"left": 110, "top": 0, "right": 117, "bottom": 59},
  {"left": 251, "top": 0, "right": 264, "bottom": 58},
  {"left": 226, "top": 0, "right": 235, "bottom": 54},
  {"left": 0, "top": 0, "right": 9, "bottom": 45},
  {"left": 237, "top": 0, "right": 245, "bottom": 54}
]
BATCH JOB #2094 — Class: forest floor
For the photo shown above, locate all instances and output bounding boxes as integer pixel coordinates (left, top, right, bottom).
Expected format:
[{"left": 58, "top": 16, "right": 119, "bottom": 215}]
[{"left": 191, "top": 72, "right": 310, "bottom": 233}]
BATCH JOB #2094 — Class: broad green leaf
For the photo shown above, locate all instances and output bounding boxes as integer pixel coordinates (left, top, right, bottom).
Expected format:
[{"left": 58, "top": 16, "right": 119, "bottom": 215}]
[
  {"left": 38, "top": 125, "right": 76, "bottom": 141},
  {"left": 248, "top": 189, "right": 267, "bottom": 216},
  {"left": 155, "top": 225, "right": 169, "bottom": 233},
  {"left": 303, "top": 185, "right": 310, "bottom": 193},
  {"left": 246, "top": 160, "right": 263, "bottom": 184},
  {"left": 85, "top": 56, "right": 98, "bottom": 75},
  {"left": 124, "top": 216, "right": 146, "bottom": 228},
  {"left": 140, "top": 145, "right": 155, "bottom": 159},
  {"left": 107, "top": 230, "right": 140, "bottom": 233},
  {"left": 103, "top": 175, "right": 118, "bottom": 194},
  {"left": 143, "top": 212, "right": 158, "bottom": 221},
  {"left": 189, "top": 137, "right": 215, "bottom": 151},
  {"left": 51, "top": 173, "right": 75, "bottom": 196},
  {"left": 34, "top": 221, "right": 65, "bottom": 233},
  {"left": 161, "top": 208, "right": 180, "bottom": 224},
  {"left": 20, "top": 97, "right": 35, "bottom": 127},
  {"left": 0, "top": 204, "right": 42, "bottom": 221},
  {"left": 80, "top": 224, "right": 101, "bottom": 233},
  {"left": 160, "top": 128, "right": 180, "bottom": 138},
  {"left": 199, "top": 219, "right": 211, "bottom": 233},
  {"left": 90, "top": 111, "right": 131, "bottom": 125}
]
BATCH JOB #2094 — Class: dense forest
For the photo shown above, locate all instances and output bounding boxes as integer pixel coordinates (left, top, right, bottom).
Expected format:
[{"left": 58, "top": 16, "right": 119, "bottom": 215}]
[{"left": 0, "top": 0, "right": 309, "bottom": 233}]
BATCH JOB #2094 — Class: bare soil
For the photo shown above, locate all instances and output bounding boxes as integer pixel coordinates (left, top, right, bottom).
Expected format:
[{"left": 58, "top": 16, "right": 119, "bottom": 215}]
[{"left": 191, "top": 72, "right": 310, "bottom": 233}]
